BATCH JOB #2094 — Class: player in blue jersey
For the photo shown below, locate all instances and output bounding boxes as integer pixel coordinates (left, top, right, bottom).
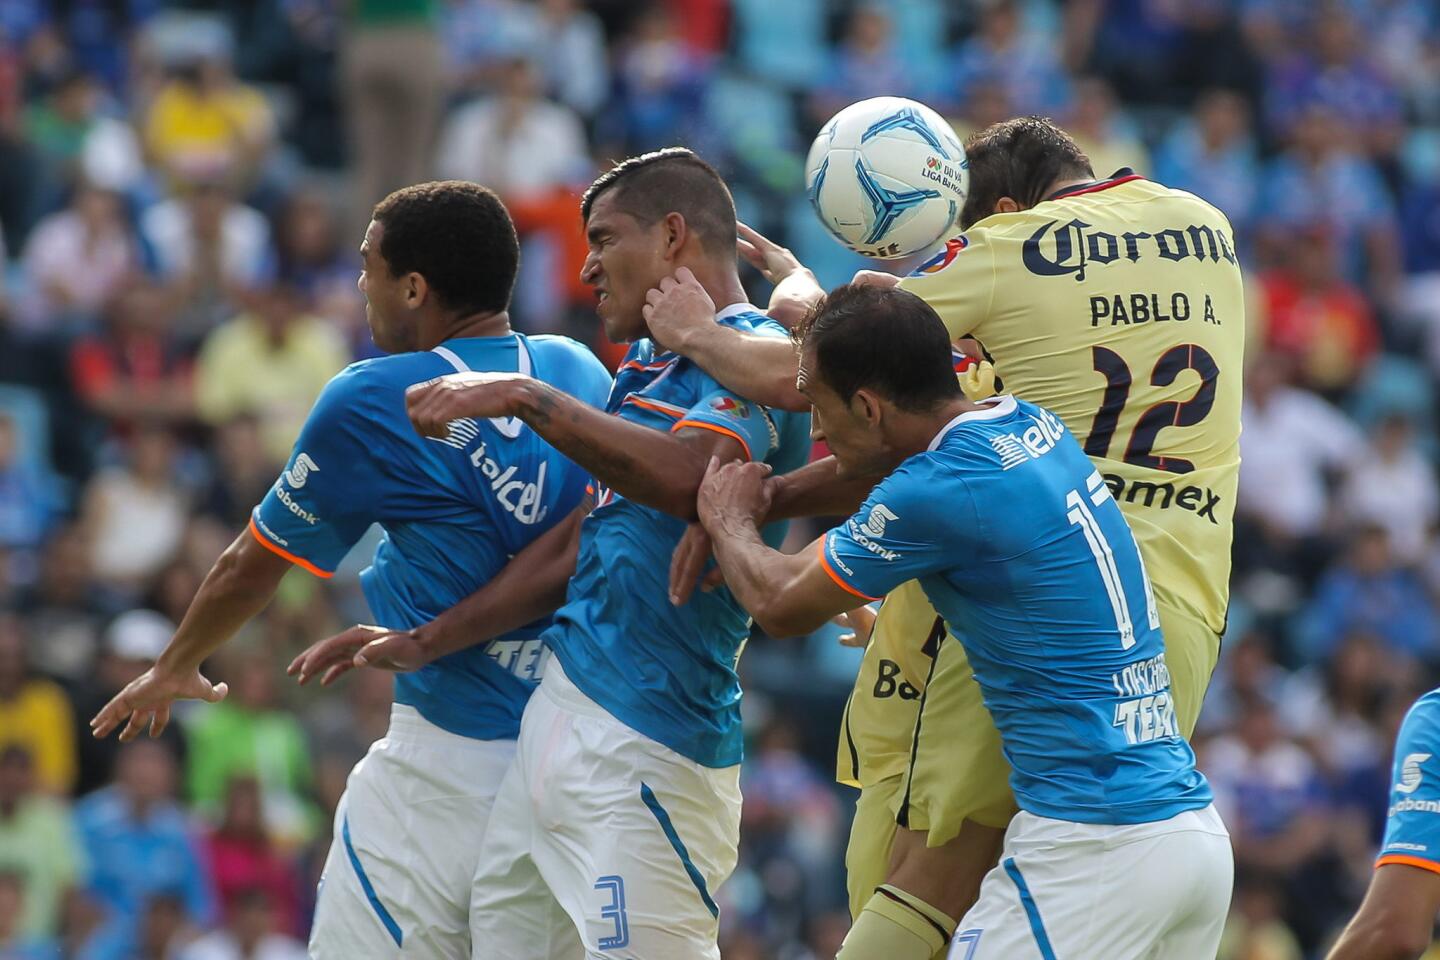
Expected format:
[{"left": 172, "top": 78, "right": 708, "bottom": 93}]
[
  {"left": 394, "top": 148, "right": 811, "bottom": 959},
  {"left": 1328, "top": 688, "right": 1440, "bottom": 959},
  {"left": 89, "top": 181, "right": 613, "bottom": 959},
  {"left": 694, "top": 283, "right": 1232, "bottom": 959}
]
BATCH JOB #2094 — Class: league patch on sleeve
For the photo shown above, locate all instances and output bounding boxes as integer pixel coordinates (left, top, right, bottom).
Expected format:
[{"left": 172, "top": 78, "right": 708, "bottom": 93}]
[{"left": 910, "top": 235, "right": 969, "bottom": 276}]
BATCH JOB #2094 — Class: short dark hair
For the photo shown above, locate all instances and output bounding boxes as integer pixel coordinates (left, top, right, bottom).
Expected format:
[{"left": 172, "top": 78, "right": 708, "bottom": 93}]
[
  {"left": 372, "top": 181, "right": 518, "bottom": 316},
  {"left": 581, "top": 148, "right": 737, "bottom": 252},
  {"left": 959, "top": 117, "right": 1094, "bottom": 229},
  {"left": 794, "top": 284, "right": 961, "bottom": 412}
]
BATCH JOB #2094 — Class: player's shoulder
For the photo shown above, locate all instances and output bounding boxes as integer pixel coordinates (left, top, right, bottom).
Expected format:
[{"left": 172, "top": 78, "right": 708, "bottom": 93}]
[
  {"left": 715, "top": 303, "right": 787, "bottom": 339},
  {"left": 1401, "top": 688, "right": 1440, "bottom": 740},
  {"left": 526, "top": 334, "right": 613, "bottom": 405},
  {"left": 311, "top": 352, "right": 449, "bottom": 420}
]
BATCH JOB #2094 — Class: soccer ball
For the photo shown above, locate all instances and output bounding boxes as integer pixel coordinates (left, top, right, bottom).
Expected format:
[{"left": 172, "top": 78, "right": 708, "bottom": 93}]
[{"left": 805, "top": 97, "right": 969, "bottom": 260}]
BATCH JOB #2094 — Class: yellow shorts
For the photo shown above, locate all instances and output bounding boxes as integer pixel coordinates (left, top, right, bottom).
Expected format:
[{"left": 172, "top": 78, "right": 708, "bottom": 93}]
[{"left": 844, "top": 601, "right": 1220, "bottom": 910}]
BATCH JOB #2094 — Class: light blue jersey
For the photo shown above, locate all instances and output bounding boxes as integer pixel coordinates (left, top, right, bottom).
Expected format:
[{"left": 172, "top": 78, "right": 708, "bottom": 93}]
[
  {"left": 545, "top": 305, "right": 812, "bottom": 768},
  {"left": 253, "top": 334, "right": 612, "bottom": 740},
  {"left": 1377, "top": 688, "right": 1440, "bottom": 874},
  {"left": 822, "top": 395, "right": 1213, "bottom": 825}
]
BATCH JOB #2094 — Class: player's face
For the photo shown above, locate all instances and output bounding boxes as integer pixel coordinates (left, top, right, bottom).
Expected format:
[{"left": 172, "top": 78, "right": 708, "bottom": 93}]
[
  {"left": 357, "top": 220, "right": 416, "bottom": 353},
  {"left": 798, "top": 347, "right": 888, "bottom": 478},
  {"left": 581, "top": 191, "right": 669, "bottom": 343}
]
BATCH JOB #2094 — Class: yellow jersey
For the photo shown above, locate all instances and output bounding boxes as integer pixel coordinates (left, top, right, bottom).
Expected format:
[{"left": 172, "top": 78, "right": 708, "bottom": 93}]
[{"left": 837, "top": 172, "right": 1245, "bottom": 788}]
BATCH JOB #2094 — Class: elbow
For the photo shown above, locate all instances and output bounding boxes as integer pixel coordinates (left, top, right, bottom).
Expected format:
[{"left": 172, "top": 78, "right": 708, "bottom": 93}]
[{"left": 751, "top": 598, "right": 821, "bottom": 639}]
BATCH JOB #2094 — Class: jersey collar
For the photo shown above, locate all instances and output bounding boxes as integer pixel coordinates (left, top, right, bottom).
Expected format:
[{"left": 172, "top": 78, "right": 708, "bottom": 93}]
[
  {"left": 715, "top": 302, "right": 760, "bottom": 322},
  {"left": 1044, "top": 168, "right": 1142, "bottom": 202},
  {"left": 927, "top": 395, "right": 1017, "bottom": 451}
]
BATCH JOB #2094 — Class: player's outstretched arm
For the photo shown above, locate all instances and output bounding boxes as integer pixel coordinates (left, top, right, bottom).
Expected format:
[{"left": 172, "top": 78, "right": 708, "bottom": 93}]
[
  {"left": 289, "top": 499, "right": 588, "bottom": 685},
  {"left": 643, "top": 262, "right": 811, "bottom": 413},
  {"left": 406, "top": 373, "right": 744, "bottom": 522},
  {"left": 698, "top": 458, "right": 862, "bottom": 637},
  {"left": 1327, "top": 864, "right": 1440, "bottom": 960},
  {"left": 90, "top": 529, "right": 292, "bottom": 741}
]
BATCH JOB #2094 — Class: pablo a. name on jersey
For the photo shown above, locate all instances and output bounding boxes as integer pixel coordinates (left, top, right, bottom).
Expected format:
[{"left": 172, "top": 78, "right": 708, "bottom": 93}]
[{"left": 1022, "top": 218, "right": 1235, "bottom": 329}]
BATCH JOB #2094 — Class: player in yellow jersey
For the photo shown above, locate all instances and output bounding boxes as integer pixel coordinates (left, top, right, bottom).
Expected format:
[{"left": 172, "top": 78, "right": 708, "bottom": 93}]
[{"left": 654, "top": 116, "right": 1244, "bottom": 960}]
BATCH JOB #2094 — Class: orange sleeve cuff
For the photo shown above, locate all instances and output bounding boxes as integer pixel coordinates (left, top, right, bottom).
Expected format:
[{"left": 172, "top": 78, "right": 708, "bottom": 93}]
[
  {"left": 672, "top": 419, "right": 754, "bottom": 462},
  {"left": 248, "top": 517, "right": 334, "bottom": 579},
  {"left": 816, "top": 538, "right": 882, "bottom": 602},
  {"left": 1377, "top": 854, "right": 1440, "bottom": 876}
]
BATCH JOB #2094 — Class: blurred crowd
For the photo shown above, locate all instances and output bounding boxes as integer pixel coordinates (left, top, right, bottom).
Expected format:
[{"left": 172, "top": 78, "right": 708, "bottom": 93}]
[{"left": 0, "top": 0, "right": 1439, "bottom": 958}]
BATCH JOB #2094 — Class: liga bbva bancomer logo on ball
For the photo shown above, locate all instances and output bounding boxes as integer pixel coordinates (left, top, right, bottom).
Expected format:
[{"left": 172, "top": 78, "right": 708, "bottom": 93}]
[{"left": 805, "top": 97, "right": 969, "bottom": 260}]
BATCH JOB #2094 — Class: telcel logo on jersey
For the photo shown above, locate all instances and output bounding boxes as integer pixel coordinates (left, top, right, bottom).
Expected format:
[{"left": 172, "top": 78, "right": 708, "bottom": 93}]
[
  {"left": 469, "top": 442, "right": 549, "bottom": 525},
  {"left": 990, "top": 408, "right": 1067, "bottom": 470},
  {"left": 284, "top": 452, "right": 319, "bottom": 488}
]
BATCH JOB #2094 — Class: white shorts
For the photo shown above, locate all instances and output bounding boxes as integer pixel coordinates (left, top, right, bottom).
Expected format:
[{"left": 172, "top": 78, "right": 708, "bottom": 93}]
[
  {"left": 469, "top": 660, "right": 742, "bottom": 960},
  {"left": 309, "top": 705, "right": 516, "bottom": 959},
  {"left": 950, "top": 804, "right": 1232, "bottom": 960}
]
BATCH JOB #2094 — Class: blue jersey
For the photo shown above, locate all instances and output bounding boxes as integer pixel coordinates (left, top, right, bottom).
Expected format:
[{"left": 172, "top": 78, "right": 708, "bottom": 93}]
[
  {"left": 821, "top": 395, "right": 1213, "bottom": 825},
  {"left": 1378, "top": 688, "right": 1440, "bottom": 874},
  {"left": 545, "top": 305, "right": 811, "bottom": 768},
  {"left": 252, "top": 334, "right": 612, "bottom": 740}
]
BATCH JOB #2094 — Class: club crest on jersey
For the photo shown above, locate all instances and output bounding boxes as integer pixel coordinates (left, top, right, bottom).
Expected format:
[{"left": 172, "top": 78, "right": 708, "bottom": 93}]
[
  {"left": 711, "top": 396, "right": 751, "bottom": 418},
  {"left": 911, "top": 236, "right": 969, "bottom": 276}
]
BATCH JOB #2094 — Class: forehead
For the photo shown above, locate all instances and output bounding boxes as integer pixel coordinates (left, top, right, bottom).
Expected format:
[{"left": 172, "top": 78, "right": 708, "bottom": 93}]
[{"left": 586, "top": 189, "right": 642, "bottom": 235}]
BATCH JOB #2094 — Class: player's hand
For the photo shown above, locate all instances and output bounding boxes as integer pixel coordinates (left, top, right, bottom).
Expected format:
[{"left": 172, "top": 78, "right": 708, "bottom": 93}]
[
  {"left": 405, "top": 372, "right": 532, "bottom": 440},
  {"left": 736, "top": 222, "right": 804, "bottom": 285},
  {"left": 669, "top": 523, "right": 726, "bottom": 606},
  {"left": 643, "top": 267, "right": 717, "bottom": 354},
  {"left": 833, "top": 605, "right": 878, "bottom": 648},
  {"left": 90, "top": 665, "right": 228, "bottom": 742},
  {"left": 697, "top": 457, "right": 774, "bottom": 535},
  {"left": 851, "top": 269, "right": 901, "bottom": 289},
  {"left": 287, "top": 624, "right": 428, "bottom": 686}
]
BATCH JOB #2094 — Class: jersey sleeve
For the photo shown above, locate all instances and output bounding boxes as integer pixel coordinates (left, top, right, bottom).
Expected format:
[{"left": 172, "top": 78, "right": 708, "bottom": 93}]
[
  {"left": 250, "top": 368, "right": 382, "bottom": 577},
  {"left": 1378, "top": 696, "right": 1440, "bottom": 874},
  {"left": 899, "top": 233, "right": 996, "bottom": 340},
  {"left": 819, "top": 463, "right": 974, "bottom": 602},
  {"left": 673, "top": 390, "right": 780, "bottom": 463}
]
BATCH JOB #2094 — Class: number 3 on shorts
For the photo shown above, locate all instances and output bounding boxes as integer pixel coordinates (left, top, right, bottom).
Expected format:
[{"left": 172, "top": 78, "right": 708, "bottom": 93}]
[{"left": 595, "top": 875, "right": 629, "bottom": 950}]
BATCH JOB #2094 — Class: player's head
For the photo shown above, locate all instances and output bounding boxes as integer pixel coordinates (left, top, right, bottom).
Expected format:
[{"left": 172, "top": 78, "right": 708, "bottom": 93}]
[
  {"left": 360, "top": 181, "right": 519, "bottom": 353},
  {"left": 958, "top": 117, "right": 1094, "bottom": 230},
  {"left": 793, "top": 283, "right": 962, "bottom": 477},
  {"left": 580, "top": 148, "right": 738, "bottom": 342}
]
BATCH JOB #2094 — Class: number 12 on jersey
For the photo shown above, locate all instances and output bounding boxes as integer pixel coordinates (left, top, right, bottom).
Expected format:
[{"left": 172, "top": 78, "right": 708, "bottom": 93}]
[{"left": 1066, "top": 472, "right": 1160, "bottom": 649}]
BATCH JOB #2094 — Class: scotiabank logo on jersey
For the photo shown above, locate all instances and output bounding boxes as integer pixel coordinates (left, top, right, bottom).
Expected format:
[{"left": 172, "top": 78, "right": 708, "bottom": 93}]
[
  {"left": 910, "top": 235, "right": 969, "bottom": 276},
  {"left": 1022, "top": 218, "right": 1238, "bottom": 282}
]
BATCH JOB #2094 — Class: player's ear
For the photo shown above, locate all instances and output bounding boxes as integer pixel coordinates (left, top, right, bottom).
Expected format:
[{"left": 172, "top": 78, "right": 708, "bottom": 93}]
[
  {"left": 404, "top": 272, "right": 428, "bottom": 309},
  {"left": 661, "top": 212, "right": 688, "bottom": 262},
  {"left": 994, "top": 197, "right": 1020, "bottom": 216},
  {"left": 852, "top": 388, "right": 882, "bottom": 427}
]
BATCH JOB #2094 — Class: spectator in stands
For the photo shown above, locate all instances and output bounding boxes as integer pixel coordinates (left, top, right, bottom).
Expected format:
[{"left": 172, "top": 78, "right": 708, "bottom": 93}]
[
  {"left": 178, "top": 887, "right": 305, "bottom": 960},
  {"left": 139, "top": 176, "right": 272, "bottom": 337},
  {"left": 142, "top": 33, "right": 275, "bottom": 192},
  {"left": 1153, "top": 88, "right": 1260, "bottom": 237},
  {"left": 0, "top": 412, "right": 55, "bottom": 553},
  {"left": 0, "top": 617, "right": 74, "bottom": 795},
  {"left": 1296, "top": 524, "right": 1438, "bottom": 663},
  {"left": 203, "top": 777, "right": 302, "bottom": 937},
  {"left": 134, "top": 891, "right": 198, "bottom": 960},
  {"left": 1256, "top": 103, "right": 1401, "bottom": 293},
  {"left": 1338, "top": 412, "right": 1439, "bottom": 566},
  {"left": 949, "top": 0, "right": 1070, "bottom": 117},
  {"left": 810, "top": 6, "right": 915, "bottom": 125},
  {"left": 533, "top": 0, "right": 608, "bottom": 119},
  {"left": 15, "top": 522, "right": 104, "bottom": 684},
  {"left": 19, "top": 183, "right": 136, "bottom": 333},
  {"left": 341, "top": 0, "right": 444, "bottom": 223},
  {"left": 1066, "top": 75, "right": 1151, "bottom": 176},
  {"left": 604, "top": 6, "right": 710, "bottom": 154},
  {"left": 75, "top": 739, "right": 215, "bottom": 957},
  {"left": 72, "top": 610, "right": 187, "bottom": 798},
  {"left": 1259, "top": 227, "right": 1381, "bottom": 397},
  {"left": 194, "top": 281, "right": 346, "bottom": 466},
  {"left": 272, "top": 189, "right": 364, "bottom": 353},
  {"left": 0, "top": 870, "right": 58, "bottom": 959},
  {"left": 184, "top": 650, "right": 315, "bottom": 848},
  {"left": 0, "top": 745, "right": 80, "bottom": 939},
  {"left": 19, "top": 68, "right": 103, "bottom": 211},
  {"left": 198, "top": 416, "right": 277, "bottom": 528},
  {"left": 80, "top": 424, "right": 190, "bottom": 597},
  {"left": 69, "top": 278, "right": 195, "bottom": 436}
]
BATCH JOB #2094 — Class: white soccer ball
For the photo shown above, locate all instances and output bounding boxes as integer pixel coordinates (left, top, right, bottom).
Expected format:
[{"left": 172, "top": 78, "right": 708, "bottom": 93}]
[{"left": 805, "top": 97, "right": 969, "bottom": 260}]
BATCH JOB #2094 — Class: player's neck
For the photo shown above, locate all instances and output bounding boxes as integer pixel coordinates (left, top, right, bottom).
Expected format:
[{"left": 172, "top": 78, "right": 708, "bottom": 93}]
[
  {"left": 1045, "top": 176, "right": 1094, "bottom": 198},
  {"left": 425, "top": 309, "right": 513, "bottom": 348},
  {"left": 686, "top": 262, "right": 749, "bottom": 313},
  {"left": 889, "top": 397, "right": 978, "bottom": 459}
]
